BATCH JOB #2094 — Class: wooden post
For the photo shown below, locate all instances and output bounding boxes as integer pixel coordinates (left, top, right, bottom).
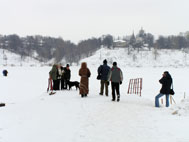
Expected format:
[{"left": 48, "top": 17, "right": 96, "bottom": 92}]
[
  {"left": 170, "top": 96, "right": 172, "bottom": 104},
  {"left": 140, "top": 78, "right": 142, "bottom": 96},
  {"left": 127, "top": 79, "right": 131, "bottom": 94},
  {"left": 130, "top": 79, "right": 133, "bottom": 94},
  {"left": 172, "top": 97, "right": 176, "bottom": 104},
  {"left": 133, "top": 79, "right": 135, "bottom": 94},
  {"left": 134, "top": 79, "right": 137, "bottom": 94},
  {"left": 137, "top": 79, "right": 138, "bottom": 94}
]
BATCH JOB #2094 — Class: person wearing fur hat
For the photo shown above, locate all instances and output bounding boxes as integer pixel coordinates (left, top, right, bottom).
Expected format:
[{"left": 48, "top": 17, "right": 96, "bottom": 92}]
[
  {"left": 97, "top": 59, "right": 110, "bottom": 96},
  {"left": 79, "top": 62, "right": 91, "bottom": 97},
  {"left": 108, "top": 62, "right": 123, "bottom": 102},
  {"left": 155, "top": 71, "right": 173, "bottom": 107}
]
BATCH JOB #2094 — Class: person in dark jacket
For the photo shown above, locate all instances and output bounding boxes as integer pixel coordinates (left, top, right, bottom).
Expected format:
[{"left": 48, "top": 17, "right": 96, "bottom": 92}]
[
  {"left": 108, "top": 62, "right": 123, "bottom": 102},
  {"left": 49, "top": 64, "right": 59, "bottom": 90},
  {"left": 61, "top": 64, "right": 71, "bottom": 89},
  {"left": 56, "top": 64, "right": 62, "bottom": 90},
  {"left": 2, "top": 70, "right": 8, "bottom": 76},
  {"left": 155, "top": 71, "right": 172, "bottom": 107},
  {"left": 60, "top": 65, "right": 65, "bottom": 90},
  {"left": 98, "top": 59, "right": 110, "bottom": 96}
]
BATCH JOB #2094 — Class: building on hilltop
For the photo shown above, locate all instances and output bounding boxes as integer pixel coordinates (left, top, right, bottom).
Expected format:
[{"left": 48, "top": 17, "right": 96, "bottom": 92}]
[{"left": 113, "top": 39, "right": 128, "bottom": 48}]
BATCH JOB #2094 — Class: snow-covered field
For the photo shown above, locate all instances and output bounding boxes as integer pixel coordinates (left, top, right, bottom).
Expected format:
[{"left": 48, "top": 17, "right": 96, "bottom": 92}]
[{"left": 0, "top": 65, "right": 189, "bottom": 142}]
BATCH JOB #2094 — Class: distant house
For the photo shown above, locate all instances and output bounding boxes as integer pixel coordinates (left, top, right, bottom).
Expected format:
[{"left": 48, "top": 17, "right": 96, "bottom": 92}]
[{"left": 113, "top": 39, "right": 127, "bottom": 48}]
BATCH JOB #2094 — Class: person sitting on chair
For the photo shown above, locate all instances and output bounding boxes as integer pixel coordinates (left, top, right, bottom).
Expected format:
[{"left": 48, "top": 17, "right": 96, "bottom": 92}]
[{"left": 155, "top": 71, "right": 172, "bottom": 107}]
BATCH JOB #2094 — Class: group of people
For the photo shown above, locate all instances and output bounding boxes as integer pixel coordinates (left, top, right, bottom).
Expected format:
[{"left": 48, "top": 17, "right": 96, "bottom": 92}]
[
  {"left": 49, "top": 60, "right": 123, "bottom": 102},
  {"left": 49, "top": 60, "right": 173, "bottom": 107},
  {"left": 49, "top": 64, "right": 71, "bottom": 90},
  {"left": 97, "top": 59, "right": 123, "bottom": 102},
  {"left": 97, "top": 59, "right": 174, "bottom": 106}
]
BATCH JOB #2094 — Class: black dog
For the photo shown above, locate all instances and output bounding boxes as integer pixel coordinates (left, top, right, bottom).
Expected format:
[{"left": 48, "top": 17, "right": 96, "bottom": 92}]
[{"left": 67, "top": 80, "right": 80, "bottom": 90}]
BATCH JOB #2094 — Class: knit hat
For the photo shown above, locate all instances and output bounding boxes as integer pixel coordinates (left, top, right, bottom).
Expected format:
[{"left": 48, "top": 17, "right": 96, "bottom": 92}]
[
  {"left": 113, "top": 62, "right": 117, "bottom": 66},
  {"left": 103, "top": 59, "right": 107, "bottom": 64}
]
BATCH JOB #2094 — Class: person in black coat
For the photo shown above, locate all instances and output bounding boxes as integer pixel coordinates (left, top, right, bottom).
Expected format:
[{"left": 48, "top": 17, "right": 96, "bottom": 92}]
[
  {"left": 61, "top": 64, "right": 71, "bottom": 90},
  {"left": 98, "top": 59, "right": 110, "bottom": 96},
  {"left": 2, "top": 70, "right": 8, "bottom": 76},
  {"left": 155, "top": 71, "right": 172, "bottom": 107}
]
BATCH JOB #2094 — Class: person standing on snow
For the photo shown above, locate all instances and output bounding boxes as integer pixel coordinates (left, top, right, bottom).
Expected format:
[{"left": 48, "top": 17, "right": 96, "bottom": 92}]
[
  {"left": 2, "top": 70, "right": 8, "bottom": 76},
  {"left": 79, "top": 62, "right": 91, "bottom": 98},
  {"left": 62, "top": 64, "right": 71, "bottom": 89},
  {"left": 108, "top": 62, "right": 123, "bottom": 102},
  {"left": 57, "top": 64, "right": 62, "bottom": 90},
  {"left": 49, "top": 64, "right": 59, "bottom": 90},
  {"left": 97, "top": 59, "right": 110, "bottom": 96},
  {"left": 60, "top": 65, "right": 65, "bottom": 90},
  {"left": 155, "top": 71, "right": 172, "bottom": 107}
]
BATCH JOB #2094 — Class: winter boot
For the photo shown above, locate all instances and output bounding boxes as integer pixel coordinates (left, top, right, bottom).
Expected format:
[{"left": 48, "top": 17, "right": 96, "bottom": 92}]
[
  {"left": 49, "top": 92, "right": 56, "bottom": 95},
  {"left": 117, "top": 95, "right": 120, "bottom": 102}
]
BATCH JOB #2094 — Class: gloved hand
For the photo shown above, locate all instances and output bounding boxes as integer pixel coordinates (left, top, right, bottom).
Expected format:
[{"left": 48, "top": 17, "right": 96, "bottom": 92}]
[{"left": 120, "top": 81, "right": 122, "bottom": 85}]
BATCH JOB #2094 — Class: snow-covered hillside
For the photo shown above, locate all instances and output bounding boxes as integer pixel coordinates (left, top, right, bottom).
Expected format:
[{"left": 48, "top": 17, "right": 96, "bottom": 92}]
[
  {"left": 81, "top": 48, "right": 189, "bottom": 68},
  {"left": 0, "top": 49, "right": 41, "bottom": 66},
  {"left": 1, "top": 47, "right": 189, "bottom": 67}
]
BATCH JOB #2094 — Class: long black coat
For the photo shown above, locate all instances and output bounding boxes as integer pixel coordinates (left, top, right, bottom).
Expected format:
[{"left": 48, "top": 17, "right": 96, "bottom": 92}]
[
  {"left": 62, "top": 67, "right": 71, "bottom": 80},
  {"left": 159, "top": 73, "right": 172, "bottom": 94}
]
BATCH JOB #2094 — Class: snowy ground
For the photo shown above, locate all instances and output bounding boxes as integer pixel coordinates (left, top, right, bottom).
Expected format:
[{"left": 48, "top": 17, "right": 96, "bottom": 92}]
[{"left": 0, "top": 65, "right": 189, "bottom": 142}]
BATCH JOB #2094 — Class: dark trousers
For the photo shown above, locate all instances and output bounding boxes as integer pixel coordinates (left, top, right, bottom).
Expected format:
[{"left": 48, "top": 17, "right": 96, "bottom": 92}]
[
  {"left": 53, "top": 80, "right": 60, "bottom": 90},
  {"left": 100, "top": 80, "right": 109, "bottom": 96},
  {"left": 61, "top": 78, "right": 68, "bottom": 89},
  {"left": 111, "top": 82, "right": 120, "bottom": 100}
]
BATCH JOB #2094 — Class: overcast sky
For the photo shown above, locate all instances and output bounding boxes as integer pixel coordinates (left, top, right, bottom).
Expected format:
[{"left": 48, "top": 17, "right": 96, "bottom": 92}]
[{"left": 0, "top": 0, "right": 189, "bottom": 43}]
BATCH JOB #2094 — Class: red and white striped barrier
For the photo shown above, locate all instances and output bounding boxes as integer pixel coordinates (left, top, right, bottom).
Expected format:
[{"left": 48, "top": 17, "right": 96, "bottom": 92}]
[{"left": 127, "top": 78, "right": 142, "bottom": 96}]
